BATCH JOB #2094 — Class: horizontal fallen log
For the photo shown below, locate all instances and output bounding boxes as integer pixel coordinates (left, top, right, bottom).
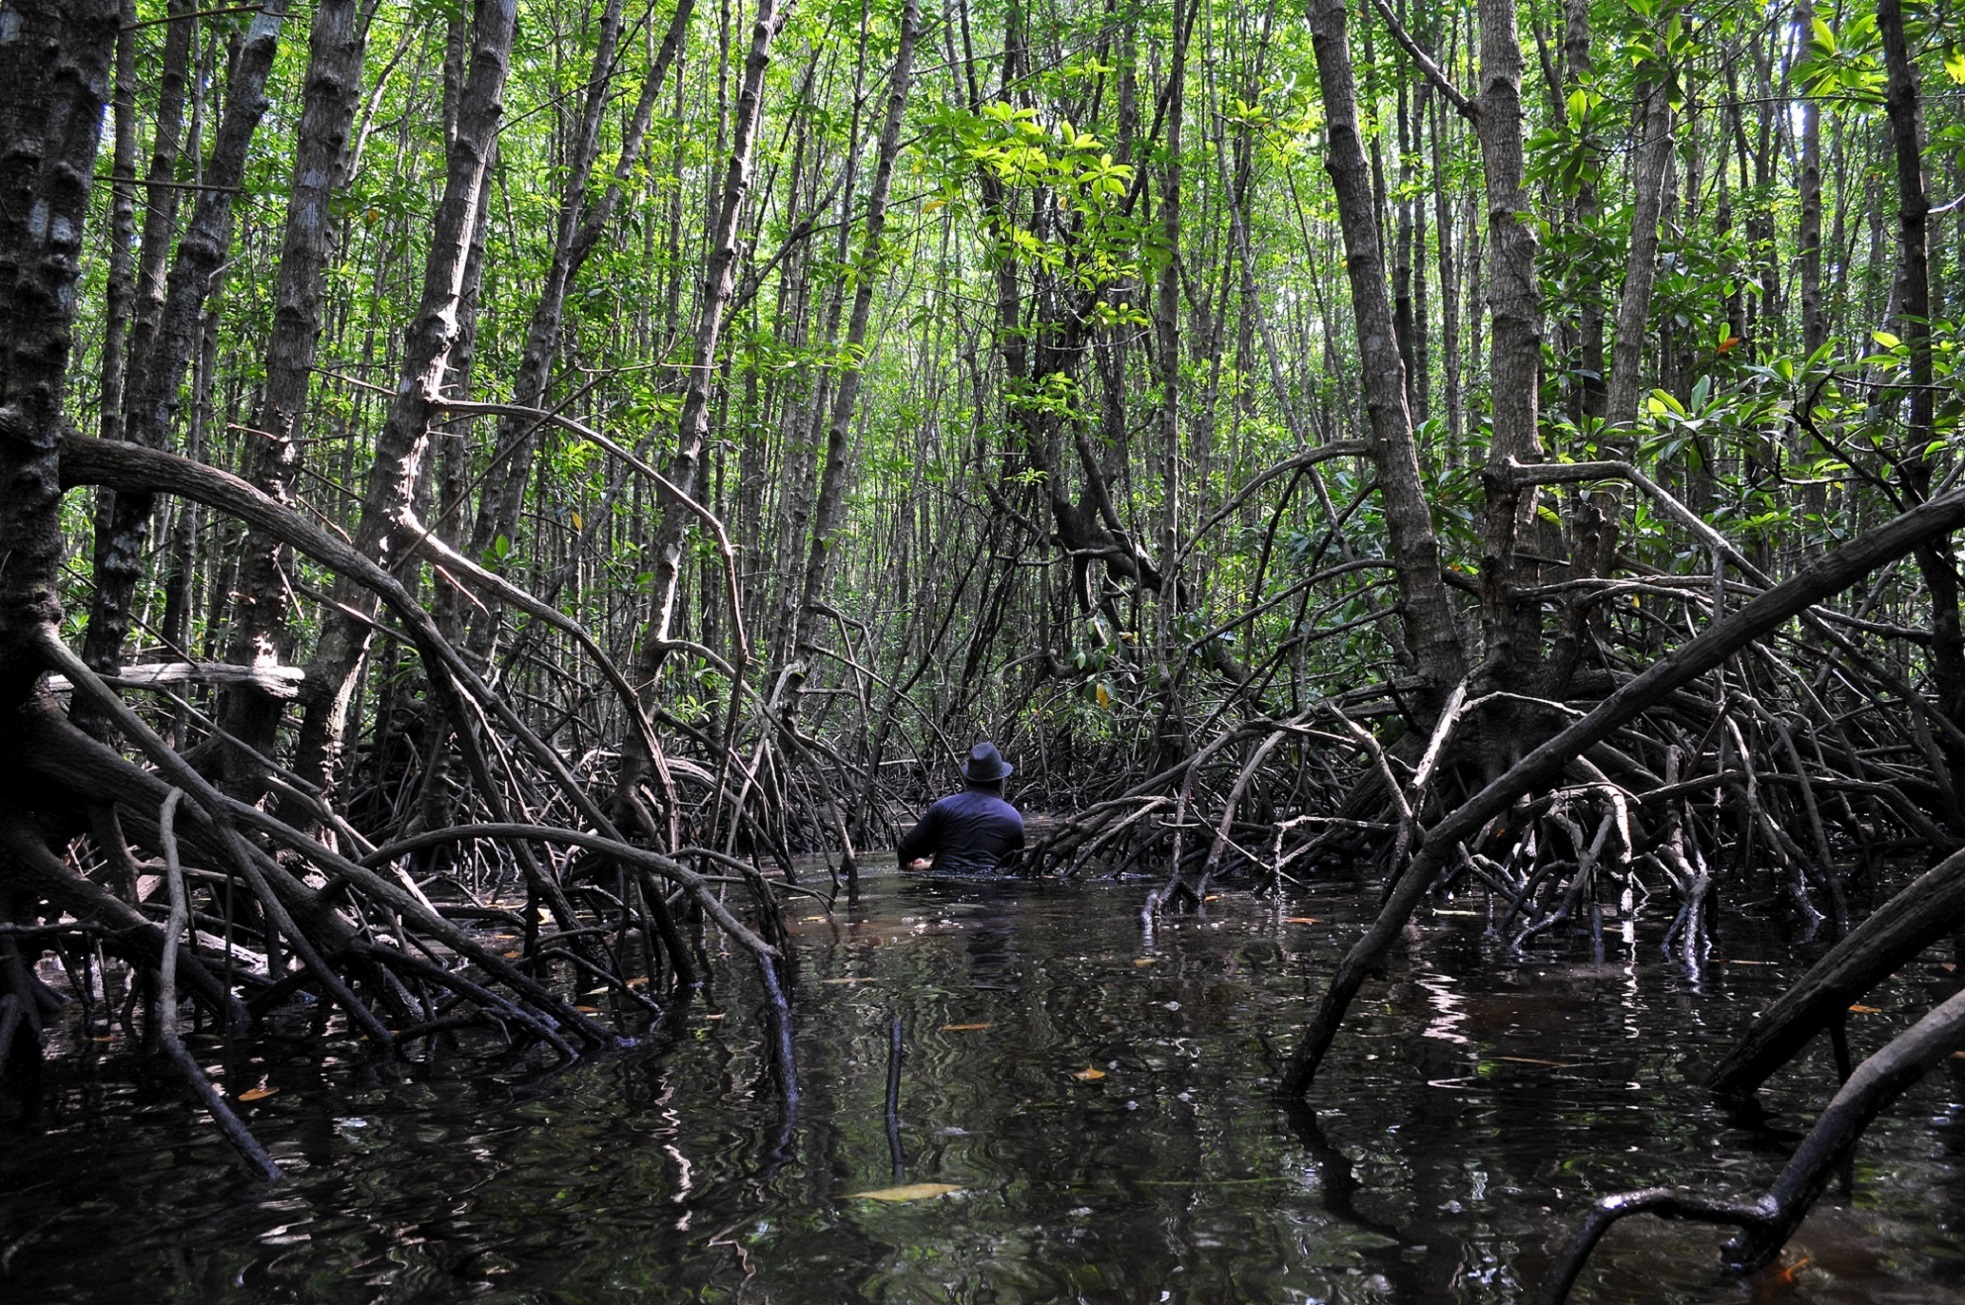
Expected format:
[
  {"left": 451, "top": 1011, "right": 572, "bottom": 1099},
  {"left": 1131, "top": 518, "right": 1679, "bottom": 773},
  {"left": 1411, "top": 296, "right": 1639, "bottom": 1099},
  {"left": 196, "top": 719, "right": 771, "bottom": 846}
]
[{"left": 43, "top": 661, "right": 305, "bottom": 698}]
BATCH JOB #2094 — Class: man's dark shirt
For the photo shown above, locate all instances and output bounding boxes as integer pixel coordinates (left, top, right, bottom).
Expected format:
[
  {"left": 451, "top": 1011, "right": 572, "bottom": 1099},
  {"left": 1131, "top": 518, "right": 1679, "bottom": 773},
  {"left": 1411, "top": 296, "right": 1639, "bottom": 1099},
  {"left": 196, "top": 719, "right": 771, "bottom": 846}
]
[{"left": 896, "top": 786, "right": 1025, "bottom": 873}]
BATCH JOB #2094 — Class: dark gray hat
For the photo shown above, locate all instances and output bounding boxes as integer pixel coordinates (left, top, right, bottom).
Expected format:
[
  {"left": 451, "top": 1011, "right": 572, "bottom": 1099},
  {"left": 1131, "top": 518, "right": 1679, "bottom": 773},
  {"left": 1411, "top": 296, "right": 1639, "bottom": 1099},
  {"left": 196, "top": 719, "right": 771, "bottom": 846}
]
[{"left": 961, "top": 741, "right": 1013, "bottom": 782}]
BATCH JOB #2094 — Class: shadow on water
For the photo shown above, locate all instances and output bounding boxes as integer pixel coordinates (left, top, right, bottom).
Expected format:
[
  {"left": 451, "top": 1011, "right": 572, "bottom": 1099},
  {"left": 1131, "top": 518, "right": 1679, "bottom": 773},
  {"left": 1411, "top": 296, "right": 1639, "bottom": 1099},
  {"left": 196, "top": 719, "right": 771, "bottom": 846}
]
[{"left": 4, "top": 860, "right": 1965, "bottom": 1303}]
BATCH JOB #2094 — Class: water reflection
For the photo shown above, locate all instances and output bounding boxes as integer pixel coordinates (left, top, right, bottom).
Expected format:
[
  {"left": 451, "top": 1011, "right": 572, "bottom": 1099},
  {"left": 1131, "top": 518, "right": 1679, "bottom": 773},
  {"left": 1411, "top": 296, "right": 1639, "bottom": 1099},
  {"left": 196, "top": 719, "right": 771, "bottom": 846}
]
[{"left": 2, "top": 866, "right": 1963, "bottom": 1303}]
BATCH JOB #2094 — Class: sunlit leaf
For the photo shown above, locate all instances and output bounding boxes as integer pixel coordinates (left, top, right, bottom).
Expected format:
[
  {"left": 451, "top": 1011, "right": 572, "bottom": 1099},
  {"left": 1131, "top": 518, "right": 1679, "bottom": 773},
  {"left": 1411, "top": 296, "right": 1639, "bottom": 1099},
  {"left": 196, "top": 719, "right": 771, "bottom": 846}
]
[
  {"left": 1847, "top": 1004, "right": 1883, "bottom": 1014},
  {"left": 847, "top": 1182, "right": 961, "bottom": 1201},
  {"left": 238, "top": 1086, "right": 279, "bottom": 1102},
  {"left": 1072, "top": 1066, "right": 1106, "bottom": 1080},
  {"left": 941, "top": 1022, "right": 993, "bottom": 1031}
]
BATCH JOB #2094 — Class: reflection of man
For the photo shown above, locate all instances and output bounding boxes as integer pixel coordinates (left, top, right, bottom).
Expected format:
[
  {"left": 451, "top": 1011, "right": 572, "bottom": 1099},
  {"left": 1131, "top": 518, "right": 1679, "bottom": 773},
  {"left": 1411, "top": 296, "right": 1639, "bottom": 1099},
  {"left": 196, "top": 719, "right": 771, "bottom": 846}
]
[{"left": 897, "top": 742, "right": 1025, "bottom": 874}]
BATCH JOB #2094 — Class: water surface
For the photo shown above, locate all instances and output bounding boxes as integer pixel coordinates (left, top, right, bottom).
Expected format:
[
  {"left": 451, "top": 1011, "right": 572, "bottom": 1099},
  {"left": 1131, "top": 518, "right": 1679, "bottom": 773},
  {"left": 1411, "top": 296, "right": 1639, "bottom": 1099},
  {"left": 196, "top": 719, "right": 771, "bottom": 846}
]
[{"left": 5, "top": 862, "right": 1964, "bottom": 1303}]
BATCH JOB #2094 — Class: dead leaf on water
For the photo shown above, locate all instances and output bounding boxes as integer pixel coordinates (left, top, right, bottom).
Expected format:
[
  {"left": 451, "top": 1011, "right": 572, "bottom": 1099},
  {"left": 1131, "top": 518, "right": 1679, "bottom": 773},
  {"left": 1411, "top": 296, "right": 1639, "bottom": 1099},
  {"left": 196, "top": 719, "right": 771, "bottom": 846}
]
[
  {"left": 1072, "top": 1067, "right": 1106, "bottom": 1081},
  {"left": 801, "top": 915, "right": 827, "bottom": 923},
  {"left": 1282, "top": 917, "right": 1319, "bottom": 925},
  {"left": 821, "top": 976, "right": 877, "bottom": 985},
  {"left": 940, "top": 1022, "right": 992, "bottom": 1032},
  {"left": 1848, "top": 1004, "right": 1883, "bottom": 1014},
  {"left": 1432, "top": 909, "right": 1482, "bottom": 917},
  {"left": 238, "top": 1086, "right": 279, "bottom": 1102},
  {"left": 847, "top": 1183, "right": 961, "bottom": 1202},
  {"left": 1133, "top": 957, "right": 1157, "bottom": 967},
  {"left": 576, "top": 1005, "right": 602, "bottom": 1014}
]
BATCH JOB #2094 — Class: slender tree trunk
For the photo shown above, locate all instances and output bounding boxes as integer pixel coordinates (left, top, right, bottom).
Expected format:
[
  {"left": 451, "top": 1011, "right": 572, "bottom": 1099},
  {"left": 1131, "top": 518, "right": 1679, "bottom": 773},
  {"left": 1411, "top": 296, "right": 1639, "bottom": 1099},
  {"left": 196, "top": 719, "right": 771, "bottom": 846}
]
[
  {"left": 794, "top": 0, "right": 921, "bottom": 646},
  {"left": 463, "top": 0, "right": 697, "bottom": 665},
  {"left": 97, "top": 1, "right": 140, "bottom": 449},
  {"left": 1879, "top": 0, "right": 1965, "bottom": 820},
  {"left": 1305, "top": 0, "right": 1465, "bottom": 698},
  {"left": 1603, "top": 72, "right": 1676, "bottom": 441},
  {"left": 621, "top": 0, "right": 794, "bottom": 816},
  {"left": 290, "top": 0, "right": 517, "bottom": 809},
  {"left": 1473, "top": 0, "right": 1545, "bottom": 707},
  {"left": 213, "top": 0, "right": 369, "bottom": 800},
  {"left": 76, "top": 3, "right": 289, "bottom": 730}
]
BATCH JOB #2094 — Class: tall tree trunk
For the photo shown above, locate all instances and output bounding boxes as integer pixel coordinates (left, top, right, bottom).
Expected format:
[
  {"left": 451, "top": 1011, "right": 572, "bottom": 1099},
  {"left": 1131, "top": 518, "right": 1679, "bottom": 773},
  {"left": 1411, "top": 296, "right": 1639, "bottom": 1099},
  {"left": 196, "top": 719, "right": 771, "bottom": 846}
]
[
  {"left": 213, "top": 0, "right": 370, "bottom": 800},
  {"left": 76, "top": 2, "right": 289, "bottom": 733},
  {"left": 463, "top": 0, "right": 697, "bottom": 666},
  {"left": 1306, "top": 0, "right": 1465, "bottom": 699},
  {"left": 0, "top": 0, "right": 119, "bottom": 1075},
  {"left": 621, "top": 0, "right": 794, "bottom": 818},
  {"left": 1563, "top": 0, "right": 1604, "bottom": 426},
  {"left": 1603, "top": 72, "right": 1676, "bottom": 441},
  {"left": 793, "top": 0, "right": 921, "bottom": 648},
  {"left": 289, "top": 0, "right": 517, "bottom": 809},
  {"left": 1879, "top": 0, "right": 1965, "bottom": 824},
  {"left": 1474, "top": 0, "right": 1545, "bottom": 707}
]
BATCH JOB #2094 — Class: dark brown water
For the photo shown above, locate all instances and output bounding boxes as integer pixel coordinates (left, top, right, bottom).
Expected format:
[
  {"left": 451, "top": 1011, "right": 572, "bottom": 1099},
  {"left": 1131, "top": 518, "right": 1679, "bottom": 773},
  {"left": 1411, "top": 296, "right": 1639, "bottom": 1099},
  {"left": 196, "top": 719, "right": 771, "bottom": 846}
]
[{"left": 5, "top": 862, "right": 1964, "bottom": 1303}]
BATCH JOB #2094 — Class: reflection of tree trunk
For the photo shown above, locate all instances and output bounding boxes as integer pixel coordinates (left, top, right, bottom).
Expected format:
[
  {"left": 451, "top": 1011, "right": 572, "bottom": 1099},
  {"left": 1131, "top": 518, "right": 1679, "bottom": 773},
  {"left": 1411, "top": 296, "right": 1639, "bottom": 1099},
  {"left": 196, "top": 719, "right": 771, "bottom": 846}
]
[
  {"left": 75, "top": 3, "right": 289, "bottom": 735},
  {"left": 213, "top": 0, "right": 369, "bottom": 801},
  {"left": 1305, "top": 0, "right": 1465, "bottom": 700},
  {"left": 1708, "top": 845, "right": 1965, "bottom": 1096},
  {"left": 290, "top": 0, "right": 516, "bottom": 810},
  {"left": 1538, "top": 984, "right": 1965, "bottom": 1303}
]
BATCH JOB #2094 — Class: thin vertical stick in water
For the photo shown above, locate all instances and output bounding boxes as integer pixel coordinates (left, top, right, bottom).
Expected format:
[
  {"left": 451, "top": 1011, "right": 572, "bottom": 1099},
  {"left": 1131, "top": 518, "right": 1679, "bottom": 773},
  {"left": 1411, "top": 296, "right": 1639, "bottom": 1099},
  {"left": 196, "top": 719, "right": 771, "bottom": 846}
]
[{"left": 885, "top": 1014, "right": 905, "bottom": 1181}]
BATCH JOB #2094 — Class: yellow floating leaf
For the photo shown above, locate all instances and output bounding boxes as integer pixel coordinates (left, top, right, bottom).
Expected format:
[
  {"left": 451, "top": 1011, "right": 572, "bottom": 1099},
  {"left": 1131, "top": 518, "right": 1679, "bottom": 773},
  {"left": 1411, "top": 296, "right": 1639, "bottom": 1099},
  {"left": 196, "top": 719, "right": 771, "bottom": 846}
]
[
  {"left": 940, "top": 1022, "right": 992, "bottom": 1032},
  {"left": 801, "top": 915, "right": 827, "bottom": 923},
  {"left": 1283, "top": 917, "right": 1320, "bottom": 925},
  {"left": 847, "top": 1182, "right": 961, "bottom": 1201},
  {"left": 1072, "top": 1067, "right": 1106, "bottom": 1081},
  {"left": 704, "top": 1013, "right": 726, "bottom": 1020},
  {"left": 238, "top": 1086, "right": 279, "bottom": 1102},
  {"left": 1945, "top": 963, "right": 1958, "bottom": 973},
  {"left": 1848, "top": 1004, "right": 1883, "bottom": 1014},
  {"left": 1133, "top": 957, "right": 1157, "bottom": 967},
  {"left": 1204, "top": 895, "right": 1220, "bottom": 902},
  {"left": 626, "top": 976, "right": 649, "bottom": 988},
  {"left": 576, "top": 1005, "right": 602, "bottom": 1014},
  {"left": 91, "top": 1034, "right": 116, "bottom": 1043}
]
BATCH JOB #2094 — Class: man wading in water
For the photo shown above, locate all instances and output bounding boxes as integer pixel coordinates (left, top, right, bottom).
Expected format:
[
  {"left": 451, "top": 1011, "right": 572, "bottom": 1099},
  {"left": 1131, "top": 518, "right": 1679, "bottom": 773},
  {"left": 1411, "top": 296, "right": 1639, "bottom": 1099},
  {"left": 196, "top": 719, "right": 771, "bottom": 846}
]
[{"left": 897, "top": 742, "right": 1026, "bottom": 874}]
